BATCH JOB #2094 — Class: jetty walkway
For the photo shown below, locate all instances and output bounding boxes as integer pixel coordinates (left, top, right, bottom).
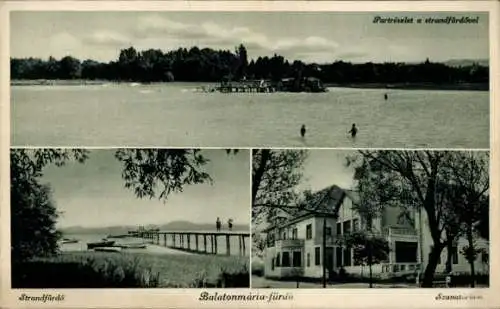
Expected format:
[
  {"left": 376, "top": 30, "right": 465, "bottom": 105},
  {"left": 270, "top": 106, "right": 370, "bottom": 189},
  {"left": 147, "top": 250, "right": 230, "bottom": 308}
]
[{"left": 137, "top": 230, "right": 249, "bottom": 256}]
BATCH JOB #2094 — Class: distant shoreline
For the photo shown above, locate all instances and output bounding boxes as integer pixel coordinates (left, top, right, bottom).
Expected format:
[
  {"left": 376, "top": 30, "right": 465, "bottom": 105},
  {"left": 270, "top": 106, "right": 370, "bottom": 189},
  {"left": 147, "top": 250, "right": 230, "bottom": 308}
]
[
  {"left": 11, "top": 79, "right": 489, "bottom": 91},
  {"left": 324, "top": 82, "right": 489, "bottom": 91}
]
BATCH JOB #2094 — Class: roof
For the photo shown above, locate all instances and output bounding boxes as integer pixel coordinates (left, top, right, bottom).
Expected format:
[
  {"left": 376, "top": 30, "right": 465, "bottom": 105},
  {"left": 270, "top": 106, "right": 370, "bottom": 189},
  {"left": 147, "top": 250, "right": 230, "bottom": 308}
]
[{"left": 262, "top": 185, "right": 353, "bottom": 232}]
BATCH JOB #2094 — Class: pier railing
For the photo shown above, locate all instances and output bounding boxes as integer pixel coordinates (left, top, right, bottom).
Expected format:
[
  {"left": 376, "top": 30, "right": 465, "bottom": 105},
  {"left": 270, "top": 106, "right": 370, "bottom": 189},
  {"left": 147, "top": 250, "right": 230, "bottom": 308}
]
[{"left": 138, "top": 230, "right": 250, "bottom": 256}]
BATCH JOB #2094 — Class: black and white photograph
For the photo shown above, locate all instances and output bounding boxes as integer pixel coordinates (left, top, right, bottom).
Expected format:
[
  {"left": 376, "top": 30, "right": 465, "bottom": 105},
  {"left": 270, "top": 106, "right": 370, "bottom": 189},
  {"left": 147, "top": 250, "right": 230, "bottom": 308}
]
[
  {"left": 10, "top": 11, "right": 489, "bottom": 148},
  {"left": 251, "top": 149, "right": 490, "bottom": 289},
  {"left": 11, "top": 148, "right": 250, "bottom": 288}
]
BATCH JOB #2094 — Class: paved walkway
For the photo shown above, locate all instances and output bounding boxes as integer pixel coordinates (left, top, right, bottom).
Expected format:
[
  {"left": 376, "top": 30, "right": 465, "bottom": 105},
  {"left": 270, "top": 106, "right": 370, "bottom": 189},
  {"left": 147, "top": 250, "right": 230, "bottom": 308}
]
[{"left": 252, "top": 276, "right": 417, "bottom": 289}]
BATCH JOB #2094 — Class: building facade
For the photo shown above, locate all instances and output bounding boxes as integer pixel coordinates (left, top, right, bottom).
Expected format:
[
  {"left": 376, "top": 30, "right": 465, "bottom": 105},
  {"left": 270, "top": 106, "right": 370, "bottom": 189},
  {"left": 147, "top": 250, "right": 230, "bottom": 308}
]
[{"left": 262, "top": 185, "right": 489, "bottom": 280}]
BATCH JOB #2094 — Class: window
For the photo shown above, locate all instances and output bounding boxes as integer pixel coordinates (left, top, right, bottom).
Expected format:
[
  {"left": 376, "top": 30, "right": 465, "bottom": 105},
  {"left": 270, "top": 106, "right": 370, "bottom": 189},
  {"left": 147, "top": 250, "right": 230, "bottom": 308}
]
[
  {"left": 292, "top": 228, "right": 298, "bottom": 240},
  {"left": 452, "top": 246, "right": 459, "bottom": 264},
  {"left": 276, "top": 253, "right": 281, "bottom": 267},
  {"left": 343, "top": 221, "right": 351, "bottom": 234},
  {"left": 366, "top": 218, "right": 373, "bottom": 231},
  {"left": 344, "top": 248, "right": 352, "bottom": 266},
  {"left": 353, "top": 219, "right": 359, "bottom": 232},
  {"left": 282, "top": 252, "right": 291, "bottom": 267},
  {"left": 315, "top": 247, "right": 321, "bottom": 265},
  {"left": 336, "top": 223, "right": 342, "bottom": 235},
  {"left": 293, "top": 251, "right": 302, "bottom": 267},
  {"left": 307, "top": 253, "right": 310, "bottom": 267},
  {"left": 283, "top": 231, "right": 287, "bottom": 240},
  {"left": 326, "top": 227, "right": 332, "bottom": 236},
  {"left": 271, "top": 258, "right": 275, "bottom": 270},
  {"left": 306, "top": 224, "right": 312, "bottom": 239}
]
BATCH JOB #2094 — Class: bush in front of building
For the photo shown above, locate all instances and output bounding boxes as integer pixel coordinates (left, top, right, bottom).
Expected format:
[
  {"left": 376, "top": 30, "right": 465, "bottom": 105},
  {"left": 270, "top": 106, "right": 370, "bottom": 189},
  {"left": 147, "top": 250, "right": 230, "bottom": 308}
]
[{"left": 251, "top": 257, "right": 265, "bottom": 277}]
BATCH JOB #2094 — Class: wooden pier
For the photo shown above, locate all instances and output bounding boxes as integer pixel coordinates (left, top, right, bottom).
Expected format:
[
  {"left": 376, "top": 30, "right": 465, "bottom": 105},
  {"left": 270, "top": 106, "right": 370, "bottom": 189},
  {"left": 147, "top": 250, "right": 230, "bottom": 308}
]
[
  {"left": 197, "top": 80, "right": 276, "bottom": 93},
  {"left": 138, "top": 231, "right": 249, "bottom": 256}
]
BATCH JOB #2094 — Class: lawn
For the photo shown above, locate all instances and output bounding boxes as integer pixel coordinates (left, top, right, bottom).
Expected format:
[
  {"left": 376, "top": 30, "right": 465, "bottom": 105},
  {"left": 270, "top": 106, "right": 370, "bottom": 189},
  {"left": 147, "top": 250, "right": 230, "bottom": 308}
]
[{"left": 12, "top": 251, "right": 249, "bottom": 288}]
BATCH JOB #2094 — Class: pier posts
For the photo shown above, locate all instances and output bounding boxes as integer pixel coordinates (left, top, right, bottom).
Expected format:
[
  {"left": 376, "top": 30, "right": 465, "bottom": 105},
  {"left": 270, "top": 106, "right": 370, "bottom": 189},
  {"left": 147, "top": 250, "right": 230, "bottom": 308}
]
[{"left": 137, "top": 231, "right": 248, "bottom": 256}]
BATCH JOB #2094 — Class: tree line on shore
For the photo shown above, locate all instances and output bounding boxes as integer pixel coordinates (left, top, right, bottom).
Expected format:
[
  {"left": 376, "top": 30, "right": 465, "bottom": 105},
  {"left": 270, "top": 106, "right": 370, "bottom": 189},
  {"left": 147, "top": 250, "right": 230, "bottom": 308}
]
[{"left": 11, "top": 44, "right": 488, "bottom": 84}]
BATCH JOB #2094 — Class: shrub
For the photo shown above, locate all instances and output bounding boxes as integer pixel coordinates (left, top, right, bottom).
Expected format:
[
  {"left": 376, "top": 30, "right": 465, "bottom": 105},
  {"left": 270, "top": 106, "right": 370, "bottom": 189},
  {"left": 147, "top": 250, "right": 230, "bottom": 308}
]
[{"left": 251, "top": 258, "right": 265, "bottom": 277}]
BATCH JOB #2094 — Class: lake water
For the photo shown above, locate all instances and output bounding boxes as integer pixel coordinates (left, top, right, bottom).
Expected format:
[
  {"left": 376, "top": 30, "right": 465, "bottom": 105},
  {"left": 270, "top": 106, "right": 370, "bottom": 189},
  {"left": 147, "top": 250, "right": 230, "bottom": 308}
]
[
  {"left": 61, "top": 233, "right": 249, "bottom": 257},
  {"left": 11, "top": 83, "right": 489, "bottom": 148}
]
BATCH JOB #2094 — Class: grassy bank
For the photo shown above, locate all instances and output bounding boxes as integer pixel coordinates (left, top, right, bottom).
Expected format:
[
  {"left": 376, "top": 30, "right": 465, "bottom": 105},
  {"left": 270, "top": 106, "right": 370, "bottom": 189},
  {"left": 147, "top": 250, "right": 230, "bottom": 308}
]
[{"left": 12, "top": 251, "right": 249, "bottom": 288}]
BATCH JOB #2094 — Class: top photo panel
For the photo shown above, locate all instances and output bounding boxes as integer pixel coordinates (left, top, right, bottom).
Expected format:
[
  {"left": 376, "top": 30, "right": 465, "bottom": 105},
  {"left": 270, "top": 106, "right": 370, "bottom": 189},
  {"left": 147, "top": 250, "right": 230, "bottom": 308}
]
[{"left": 10, "top": 11, "right": 490, "bottom": 149}]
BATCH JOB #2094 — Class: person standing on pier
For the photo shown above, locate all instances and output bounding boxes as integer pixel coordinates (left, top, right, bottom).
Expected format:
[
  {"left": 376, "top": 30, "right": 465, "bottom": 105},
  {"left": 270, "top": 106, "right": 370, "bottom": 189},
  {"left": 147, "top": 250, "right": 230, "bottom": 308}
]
[
  {"left": 228, "top": 218, "right": 233, "bottom": 231},
  {"left": 300, "top": 124, "right": 306, "bottom": 138},
  {"left": 216, "top": 217, "right": 221, "bottom": 232}
]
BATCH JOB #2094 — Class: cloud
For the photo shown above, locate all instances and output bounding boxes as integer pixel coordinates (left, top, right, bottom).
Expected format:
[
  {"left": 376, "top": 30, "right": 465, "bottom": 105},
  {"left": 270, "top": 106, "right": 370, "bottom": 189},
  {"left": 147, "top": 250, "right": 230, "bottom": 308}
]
[
  {"left": 49, "top": 32, "right": 82, "bottom": 56},
  {"left": 133, "top": 15, "right": 340, "bottom": 58},
  {"left": 83, "top": 30, "right": 132, "bottom": 47}
]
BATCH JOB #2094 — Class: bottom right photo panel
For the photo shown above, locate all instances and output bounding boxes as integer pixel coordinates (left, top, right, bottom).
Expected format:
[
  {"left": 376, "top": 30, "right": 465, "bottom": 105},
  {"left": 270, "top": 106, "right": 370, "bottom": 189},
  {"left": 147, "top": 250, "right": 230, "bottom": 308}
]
[{"left": 251, "top": 149, "right": 489, "bottom": 289}]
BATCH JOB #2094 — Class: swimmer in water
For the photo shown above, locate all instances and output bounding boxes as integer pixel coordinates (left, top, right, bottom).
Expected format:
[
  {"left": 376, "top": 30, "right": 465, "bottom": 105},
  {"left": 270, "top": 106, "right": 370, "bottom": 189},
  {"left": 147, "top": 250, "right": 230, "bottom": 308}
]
[
  {"left": 300, "top": 125, "right": 306, "bottom": 138},
  {"left": 348, "top": 123, "right": 358, "bottom": 138}
]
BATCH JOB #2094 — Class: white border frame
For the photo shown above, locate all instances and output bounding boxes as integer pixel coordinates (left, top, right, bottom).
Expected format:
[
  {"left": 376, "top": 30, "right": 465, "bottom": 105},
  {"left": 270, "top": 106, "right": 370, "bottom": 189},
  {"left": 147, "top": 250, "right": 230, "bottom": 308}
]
[{"left": 1, "top": 2, "right": 499, "bottom": 309}]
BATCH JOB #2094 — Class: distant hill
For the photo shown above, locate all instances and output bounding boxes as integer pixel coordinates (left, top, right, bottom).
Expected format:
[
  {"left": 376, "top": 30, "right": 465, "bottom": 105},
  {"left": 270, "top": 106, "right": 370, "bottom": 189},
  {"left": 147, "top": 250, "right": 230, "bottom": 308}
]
[
  {"left": 443, "top": 59, "right": 489, "bottom": 67},
  {"left": 60, "top": 220, "right": 250, "bottom": 235}
]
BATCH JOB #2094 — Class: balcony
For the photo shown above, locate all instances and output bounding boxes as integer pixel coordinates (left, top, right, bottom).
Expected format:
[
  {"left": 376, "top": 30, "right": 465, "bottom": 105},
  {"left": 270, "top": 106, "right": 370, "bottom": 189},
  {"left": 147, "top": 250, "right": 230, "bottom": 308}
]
[
  {"left": 385, "top": 226, "right": 417, "bottom": 236},
  {"left": 273, "top": 239, "right": 304, "bottom": 248}
]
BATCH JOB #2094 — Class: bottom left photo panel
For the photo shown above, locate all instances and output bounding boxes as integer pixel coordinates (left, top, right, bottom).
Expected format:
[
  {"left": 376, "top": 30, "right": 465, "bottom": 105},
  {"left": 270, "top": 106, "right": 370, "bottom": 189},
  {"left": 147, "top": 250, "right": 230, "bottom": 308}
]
[{"left": 10, "top": 148, "right": 251, "bottom": 288}]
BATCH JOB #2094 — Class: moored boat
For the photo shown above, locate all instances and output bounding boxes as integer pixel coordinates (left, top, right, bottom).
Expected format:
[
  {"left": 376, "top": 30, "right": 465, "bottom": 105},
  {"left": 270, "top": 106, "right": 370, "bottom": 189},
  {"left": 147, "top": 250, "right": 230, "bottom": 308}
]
[
  {"left": 87, "top": 240, "right": 115, "bottom": 250},
  {"left": 119, "top": 243, "right": 147, "bottom": 249},
  {"left": 61, "top": 238, "right": 79, "bottom": 244},
  {"left": 94, "top": 246, "right": 122, "bottom": 252}
]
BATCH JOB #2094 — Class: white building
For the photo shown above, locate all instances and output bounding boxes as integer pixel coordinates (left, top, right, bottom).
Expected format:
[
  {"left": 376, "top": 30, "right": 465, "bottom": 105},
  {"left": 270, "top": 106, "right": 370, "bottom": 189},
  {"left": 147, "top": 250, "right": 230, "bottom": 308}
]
[{"left": 261, "top": 185, "right": 489, "bottom": 280}]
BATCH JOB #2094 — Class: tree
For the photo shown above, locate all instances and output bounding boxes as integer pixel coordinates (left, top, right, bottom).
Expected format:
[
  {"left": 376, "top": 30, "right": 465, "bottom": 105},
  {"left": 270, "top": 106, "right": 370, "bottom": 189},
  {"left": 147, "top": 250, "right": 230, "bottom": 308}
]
[
  {"left": 445, "top": 152, "right": 489, "bottom": 287},
  {"left": 114, "top": 149, "right": 212, "bottom": 202},
  {"left": 58, "top": 56, "right": 81, "bottom": 79},
  {"left": 251, "top": 149, "right": 308, "bottom": 224},
  {"left": 348, "top": 150, "right": 489, "bottom": 287},
  {"left": 340, "top": 231, "right": 390, "bottom": 287},
  {"left": 10, "top": 149, "right": 89, "bottom": 262}
]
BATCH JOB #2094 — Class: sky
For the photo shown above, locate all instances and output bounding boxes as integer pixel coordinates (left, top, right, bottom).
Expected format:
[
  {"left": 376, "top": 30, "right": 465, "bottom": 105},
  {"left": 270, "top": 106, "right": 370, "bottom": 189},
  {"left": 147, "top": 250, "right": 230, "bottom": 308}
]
[
  {"left": 11, "top": 11, "right": 489, "bottom": 64},
  {"left": 40, "top": 149, "right": 250, "bottom": 228},
  {"left": 298, "top": 150, "right": 357, "bottom": 193},
  {"left": 255, "top": 149, "right": 357, "bottom": 230}
]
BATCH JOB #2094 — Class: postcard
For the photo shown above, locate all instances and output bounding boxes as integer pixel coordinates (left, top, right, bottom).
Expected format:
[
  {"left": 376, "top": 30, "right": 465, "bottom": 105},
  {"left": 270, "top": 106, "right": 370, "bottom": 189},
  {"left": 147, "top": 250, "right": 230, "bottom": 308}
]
[{"left": 0, "top": 1, "right": 498, "bottom": 309}]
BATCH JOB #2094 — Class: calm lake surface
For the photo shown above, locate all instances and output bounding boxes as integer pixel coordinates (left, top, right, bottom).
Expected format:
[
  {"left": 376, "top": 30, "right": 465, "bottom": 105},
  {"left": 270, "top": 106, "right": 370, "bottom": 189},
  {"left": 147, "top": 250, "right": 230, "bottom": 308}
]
[
  {"left": 11, "top": 83, "right": 489, "bottom": 148},
  {"left": 61, "top": 232, "right": 249, "bottom": 256}
]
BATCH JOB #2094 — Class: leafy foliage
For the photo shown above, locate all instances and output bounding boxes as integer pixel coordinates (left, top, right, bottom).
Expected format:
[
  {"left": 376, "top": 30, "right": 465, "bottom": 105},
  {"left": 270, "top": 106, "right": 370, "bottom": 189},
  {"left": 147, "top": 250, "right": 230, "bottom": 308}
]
[
  {"left": 10, "top": 149, "right": 89, "bottom": 262},
  {"left": 114, "top": 149, "right": 212, "bottom": 202},
  {"left": 252, "top": 149, "right": 308, "bottom": 224},
  {"left": 340, "top": 232, "right": 390, "bottom": 266},
  {"left": 349, "top": 150, "right": 489, "bottom": 287}
]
